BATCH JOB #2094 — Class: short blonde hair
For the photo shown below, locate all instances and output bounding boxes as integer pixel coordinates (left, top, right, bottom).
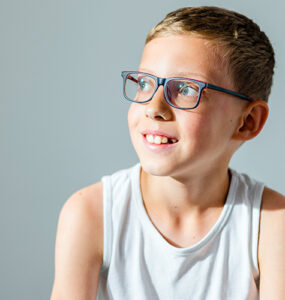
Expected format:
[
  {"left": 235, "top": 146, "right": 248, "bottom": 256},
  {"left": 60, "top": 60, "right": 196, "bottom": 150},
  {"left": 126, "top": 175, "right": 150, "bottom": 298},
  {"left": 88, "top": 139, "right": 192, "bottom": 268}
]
[{"left": 146, "top": 6, "right": 275, "bottom": 102}]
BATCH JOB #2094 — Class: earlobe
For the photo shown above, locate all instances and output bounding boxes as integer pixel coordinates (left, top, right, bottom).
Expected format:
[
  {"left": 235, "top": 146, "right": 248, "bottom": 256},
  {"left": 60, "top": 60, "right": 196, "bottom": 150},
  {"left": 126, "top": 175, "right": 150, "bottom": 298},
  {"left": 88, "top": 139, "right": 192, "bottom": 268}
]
[{"left": 233, "top": 100, "right": 269, "bottom": 141}]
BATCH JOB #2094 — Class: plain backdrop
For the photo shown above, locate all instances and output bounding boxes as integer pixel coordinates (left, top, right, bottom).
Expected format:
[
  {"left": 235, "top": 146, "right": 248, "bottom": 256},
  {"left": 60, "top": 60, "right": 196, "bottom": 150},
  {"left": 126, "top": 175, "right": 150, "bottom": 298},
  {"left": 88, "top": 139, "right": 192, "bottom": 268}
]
[{"left": 0, "top": 0, "right": 284, "bottom": 299}]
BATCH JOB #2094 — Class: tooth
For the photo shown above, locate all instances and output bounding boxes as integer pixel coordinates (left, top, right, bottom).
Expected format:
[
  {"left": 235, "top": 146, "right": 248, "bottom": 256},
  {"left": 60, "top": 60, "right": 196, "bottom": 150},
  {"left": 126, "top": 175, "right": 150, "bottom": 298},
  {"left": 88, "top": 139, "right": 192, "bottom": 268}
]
[
  {"left": 161, "top": 137, "right": 168, "bottom": 144},
  {"left": 146, "top": 134, "right": 154, "bottom": 143},
  {"left": 171, "top": 138, "right": 177, "bottom": 143},
  {"left": 154, "top": 136, "right": 162, "bottom": 144}
]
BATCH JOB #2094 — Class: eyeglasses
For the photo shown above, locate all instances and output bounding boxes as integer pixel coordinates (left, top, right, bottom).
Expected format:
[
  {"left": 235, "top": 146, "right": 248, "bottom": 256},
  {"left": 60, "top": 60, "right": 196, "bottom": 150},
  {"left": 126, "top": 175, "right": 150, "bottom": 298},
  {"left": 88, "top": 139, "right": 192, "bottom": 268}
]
[{"left": 121, "top": 71, "right": 253, "bottom": 110}]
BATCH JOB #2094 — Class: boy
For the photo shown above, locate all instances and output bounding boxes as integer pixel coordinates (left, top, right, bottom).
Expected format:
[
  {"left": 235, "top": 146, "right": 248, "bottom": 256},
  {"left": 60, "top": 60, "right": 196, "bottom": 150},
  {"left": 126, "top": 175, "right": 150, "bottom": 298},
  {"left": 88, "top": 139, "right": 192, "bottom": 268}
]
[{"left": 51, "top": 6, "right": 285, "bottom": 300}]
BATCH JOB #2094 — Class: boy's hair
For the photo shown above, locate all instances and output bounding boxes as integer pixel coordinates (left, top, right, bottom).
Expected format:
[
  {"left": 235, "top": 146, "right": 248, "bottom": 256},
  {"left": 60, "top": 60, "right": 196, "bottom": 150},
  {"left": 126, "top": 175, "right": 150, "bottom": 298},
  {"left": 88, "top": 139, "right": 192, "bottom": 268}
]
[{"left": 145, "top": 6, "right": 275, "bottom": 102}]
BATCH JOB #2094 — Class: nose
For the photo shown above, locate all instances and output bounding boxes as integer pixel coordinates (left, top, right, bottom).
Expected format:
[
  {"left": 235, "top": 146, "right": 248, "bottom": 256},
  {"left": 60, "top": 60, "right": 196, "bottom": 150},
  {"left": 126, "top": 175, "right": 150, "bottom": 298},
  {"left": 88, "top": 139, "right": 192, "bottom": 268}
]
[{"left": 144, "top": 86, "right": 173, "bottom": 121}]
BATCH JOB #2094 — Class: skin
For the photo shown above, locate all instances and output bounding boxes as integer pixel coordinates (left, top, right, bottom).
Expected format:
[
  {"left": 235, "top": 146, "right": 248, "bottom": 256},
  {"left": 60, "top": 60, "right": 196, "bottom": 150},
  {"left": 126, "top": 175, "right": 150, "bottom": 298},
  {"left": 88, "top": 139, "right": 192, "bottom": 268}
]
[
  {"left": 50, "top": 182, "right": 103, "bottom": 300},
  {"left": 128, "top": 35, "right": 267, "bottom": 242},
  {"left": 50, "top": 34, "right": 285, "bottom": 299}
]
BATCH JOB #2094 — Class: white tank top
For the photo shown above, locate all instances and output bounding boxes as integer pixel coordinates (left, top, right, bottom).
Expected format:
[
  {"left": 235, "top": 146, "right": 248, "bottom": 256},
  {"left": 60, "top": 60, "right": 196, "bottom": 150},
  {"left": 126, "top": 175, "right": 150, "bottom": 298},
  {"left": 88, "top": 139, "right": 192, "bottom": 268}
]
[{"left": 96, "top": 163, "right": 264, "bottom": 300}]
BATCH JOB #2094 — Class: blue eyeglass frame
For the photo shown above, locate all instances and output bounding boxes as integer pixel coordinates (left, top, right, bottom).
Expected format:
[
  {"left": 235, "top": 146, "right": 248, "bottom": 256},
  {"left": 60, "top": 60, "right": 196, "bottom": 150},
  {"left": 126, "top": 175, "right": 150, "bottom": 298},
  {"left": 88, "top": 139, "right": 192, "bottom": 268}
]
[{"left": 121, "top": 71, "right": 254, "bottom": 110}]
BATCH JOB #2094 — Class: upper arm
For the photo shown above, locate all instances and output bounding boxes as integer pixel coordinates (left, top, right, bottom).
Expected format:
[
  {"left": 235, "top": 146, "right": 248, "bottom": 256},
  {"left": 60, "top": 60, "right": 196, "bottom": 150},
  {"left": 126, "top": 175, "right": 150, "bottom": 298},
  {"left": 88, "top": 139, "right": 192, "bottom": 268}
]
[
  {"left": 258, "top": 187, "right": 285, "bottom": 300},
  {"left": 50, "top": 182, "right": 104, "bottom": 300}
]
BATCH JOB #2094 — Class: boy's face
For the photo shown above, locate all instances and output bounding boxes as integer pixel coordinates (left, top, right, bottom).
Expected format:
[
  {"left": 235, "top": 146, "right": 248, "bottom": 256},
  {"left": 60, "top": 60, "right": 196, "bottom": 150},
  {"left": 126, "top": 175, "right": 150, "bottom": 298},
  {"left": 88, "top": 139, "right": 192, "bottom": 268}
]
[{"left": 128, "top": 35, "right": 247, "bottom": 179}]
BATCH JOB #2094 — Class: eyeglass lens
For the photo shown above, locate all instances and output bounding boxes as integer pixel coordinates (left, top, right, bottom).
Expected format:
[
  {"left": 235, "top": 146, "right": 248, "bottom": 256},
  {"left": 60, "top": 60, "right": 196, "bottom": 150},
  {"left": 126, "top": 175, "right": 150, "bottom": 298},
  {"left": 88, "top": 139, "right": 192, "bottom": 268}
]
[{"left": 124, "top": 73, "right": 200, "bottom": 108}]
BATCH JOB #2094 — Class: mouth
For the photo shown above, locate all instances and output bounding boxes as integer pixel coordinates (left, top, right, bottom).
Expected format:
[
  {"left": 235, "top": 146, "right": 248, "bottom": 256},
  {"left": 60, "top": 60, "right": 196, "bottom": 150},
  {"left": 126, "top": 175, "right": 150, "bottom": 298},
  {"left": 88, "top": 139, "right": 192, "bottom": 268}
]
[
  {"left": 143, "top": 133, "right": 178, "bottom": 145},
  {"left": 141, "top": 131, "right": 179, "bottom": 153}
]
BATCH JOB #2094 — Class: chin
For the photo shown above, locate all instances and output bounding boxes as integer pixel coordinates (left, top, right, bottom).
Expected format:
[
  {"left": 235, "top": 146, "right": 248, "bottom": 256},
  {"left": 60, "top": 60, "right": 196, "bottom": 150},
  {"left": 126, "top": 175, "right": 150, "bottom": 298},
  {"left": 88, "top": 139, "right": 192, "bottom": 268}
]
[{"left": 139, "top": 158, "right": 176, "bottom": 177}]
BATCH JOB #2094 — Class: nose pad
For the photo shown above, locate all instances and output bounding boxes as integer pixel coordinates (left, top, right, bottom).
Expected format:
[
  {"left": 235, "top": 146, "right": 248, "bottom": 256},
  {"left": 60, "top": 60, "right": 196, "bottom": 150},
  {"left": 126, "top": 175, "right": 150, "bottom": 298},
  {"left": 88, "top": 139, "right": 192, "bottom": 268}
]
[{"left": 144, "top": 86, "right": 172, "bottom": 120}]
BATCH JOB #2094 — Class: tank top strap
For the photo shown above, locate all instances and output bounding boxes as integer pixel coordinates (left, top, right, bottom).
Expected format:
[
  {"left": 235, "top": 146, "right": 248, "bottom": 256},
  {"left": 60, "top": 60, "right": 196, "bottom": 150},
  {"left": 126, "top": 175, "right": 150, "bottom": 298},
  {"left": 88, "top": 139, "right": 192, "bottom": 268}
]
[
  {"left": 100, "top": 163, "right": 140, "bottom": 273},
  {"left": 100, "top": 174, "right": 113, "bottom": 273},
  {"left": 230, "top": 169, "right": 265, "bottom": 281}
]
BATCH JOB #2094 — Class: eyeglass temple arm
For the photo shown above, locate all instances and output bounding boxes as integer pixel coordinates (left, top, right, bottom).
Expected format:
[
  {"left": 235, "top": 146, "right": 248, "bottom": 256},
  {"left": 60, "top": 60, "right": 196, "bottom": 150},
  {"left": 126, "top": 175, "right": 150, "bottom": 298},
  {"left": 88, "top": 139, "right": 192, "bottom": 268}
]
[
  {"left": 206, "top": 83, "right": 253, "bottom": 101},
  {"left": 126, "top": 75, "right": 138, "bottom": 84}
]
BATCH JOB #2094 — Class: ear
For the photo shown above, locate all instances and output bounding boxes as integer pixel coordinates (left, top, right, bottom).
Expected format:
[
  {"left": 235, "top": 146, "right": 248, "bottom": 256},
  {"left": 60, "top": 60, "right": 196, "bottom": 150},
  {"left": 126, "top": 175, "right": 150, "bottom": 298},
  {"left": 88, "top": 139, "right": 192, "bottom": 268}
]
[{"left": 233, "top": 100, "right": 269, "bottom": 141}]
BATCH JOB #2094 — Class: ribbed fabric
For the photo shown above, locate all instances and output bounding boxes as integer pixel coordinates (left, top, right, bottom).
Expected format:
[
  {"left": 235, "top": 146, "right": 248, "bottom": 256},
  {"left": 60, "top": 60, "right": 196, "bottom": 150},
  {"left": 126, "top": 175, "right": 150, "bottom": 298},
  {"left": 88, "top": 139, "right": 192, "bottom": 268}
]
[{"left": 96, "top": 163, "right": 264, "bottom": 300}]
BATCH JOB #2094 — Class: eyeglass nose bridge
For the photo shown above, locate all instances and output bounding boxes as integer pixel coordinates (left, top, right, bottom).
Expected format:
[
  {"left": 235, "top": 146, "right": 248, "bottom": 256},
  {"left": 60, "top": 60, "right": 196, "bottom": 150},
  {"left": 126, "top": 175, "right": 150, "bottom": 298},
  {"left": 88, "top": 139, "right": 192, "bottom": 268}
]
[
  {"left": 157, "top": 77, "right": 166, "bottom": 86},
  {"left": 151, "top": 76, "right": 168, "bottom": 103}
]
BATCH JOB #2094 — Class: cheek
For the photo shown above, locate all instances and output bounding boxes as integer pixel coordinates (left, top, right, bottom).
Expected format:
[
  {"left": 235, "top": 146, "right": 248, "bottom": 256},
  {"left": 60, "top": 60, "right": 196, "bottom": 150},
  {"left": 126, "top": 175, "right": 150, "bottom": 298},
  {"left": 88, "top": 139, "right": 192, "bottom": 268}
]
[
  {"left": 128, "top": 103, "right": 141, "bottom": 133},
  {"left": 181, "top": 113, "right": 211, "bottom": 139},
  {"left": 128, "top": 104, "right": 135, "bottom": 124},
  {"left": 181, "top": 112, "right": 226, "bottom": 150}
]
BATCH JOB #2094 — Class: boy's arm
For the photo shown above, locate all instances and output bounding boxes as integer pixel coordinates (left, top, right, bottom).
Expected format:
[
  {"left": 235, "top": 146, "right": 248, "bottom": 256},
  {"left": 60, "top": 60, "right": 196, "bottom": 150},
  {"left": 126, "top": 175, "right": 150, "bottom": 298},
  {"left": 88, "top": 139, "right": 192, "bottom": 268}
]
[
  {"left": 259, "top": 187, "right": 285, "bottom": 300},
  {"left": 50, "top": 182, "right": 104, "bottom": 300}
]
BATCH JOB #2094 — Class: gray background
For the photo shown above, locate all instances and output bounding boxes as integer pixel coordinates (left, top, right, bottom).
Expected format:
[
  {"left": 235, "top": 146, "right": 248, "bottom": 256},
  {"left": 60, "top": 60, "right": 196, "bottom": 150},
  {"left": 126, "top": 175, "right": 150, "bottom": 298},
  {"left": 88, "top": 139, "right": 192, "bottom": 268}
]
[{"left": 1, "top": 0, "right": 284, "bottom": 299}]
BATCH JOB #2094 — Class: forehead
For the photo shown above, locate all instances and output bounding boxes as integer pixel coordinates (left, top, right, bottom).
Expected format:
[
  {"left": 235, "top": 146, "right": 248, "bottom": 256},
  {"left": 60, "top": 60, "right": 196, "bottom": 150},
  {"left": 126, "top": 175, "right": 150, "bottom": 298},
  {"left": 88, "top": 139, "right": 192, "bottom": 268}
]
[{"left": 139, "top": 35, "right": 231, "bottom": 88}]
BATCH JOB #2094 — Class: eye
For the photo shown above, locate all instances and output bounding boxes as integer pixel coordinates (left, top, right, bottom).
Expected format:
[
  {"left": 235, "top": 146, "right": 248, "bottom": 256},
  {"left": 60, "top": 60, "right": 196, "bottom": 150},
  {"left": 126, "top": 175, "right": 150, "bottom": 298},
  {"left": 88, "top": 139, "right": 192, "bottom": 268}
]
[
  {"left": 138, "top": 77, "right": 152, "bottom": 92},
  {"left": 177, "top": 82, "right": 198, "bottom": 97}
]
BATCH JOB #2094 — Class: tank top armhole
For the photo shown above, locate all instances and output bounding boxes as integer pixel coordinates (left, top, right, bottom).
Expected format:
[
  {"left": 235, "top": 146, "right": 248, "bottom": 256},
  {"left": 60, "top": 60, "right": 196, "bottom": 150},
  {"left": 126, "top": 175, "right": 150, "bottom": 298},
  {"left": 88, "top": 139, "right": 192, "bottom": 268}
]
[
  {"left": 251, "top": 181, "right": 265, "bottom": 281},
  {"left": 100, "top": 175, "right": 113, "bottom": 274}
]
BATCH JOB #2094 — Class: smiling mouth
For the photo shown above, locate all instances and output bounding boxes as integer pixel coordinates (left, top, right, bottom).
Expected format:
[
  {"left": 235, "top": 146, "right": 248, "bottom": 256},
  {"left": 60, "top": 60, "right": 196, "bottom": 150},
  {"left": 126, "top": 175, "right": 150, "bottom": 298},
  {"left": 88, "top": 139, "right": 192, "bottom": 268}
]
[{"left": 143, "top": 134, "right": 178, "bottom": 145}]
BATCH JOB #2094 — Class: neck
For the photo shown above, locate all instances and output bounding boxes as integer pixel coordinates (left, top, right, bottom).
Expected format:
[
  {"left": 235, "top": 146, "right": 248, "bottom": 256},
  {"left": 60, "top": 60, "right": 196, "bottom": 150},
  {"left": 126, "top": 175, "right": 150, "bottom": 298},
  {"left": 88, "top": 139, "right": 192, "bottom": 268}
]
[{"left": 140, "top": 164, "right": 231, "bottom": 219}]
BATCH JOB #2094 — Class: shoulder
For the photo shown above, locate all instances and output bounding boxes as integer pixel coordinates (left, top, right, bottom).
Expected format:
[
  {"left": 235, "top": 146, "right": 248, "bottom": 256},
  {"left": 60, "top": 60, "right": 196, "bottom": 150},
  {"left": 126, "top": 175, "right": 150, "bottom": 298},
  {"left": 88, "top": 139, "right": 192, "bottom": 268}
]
[
  {"left": 260, "top": 187, "right": 285, "bottom": 238},
  {"left": 51, "top": 182, "right": 104, "bottom": 299},
  {"left": 258, "top": 186, "right": 285, "bottom": 298},
  {"left": 261, "top": 186, "right": 285, "bottom": 209},
  {"left": 259, "top": 186, "right": 285, "bottom": 233},
  {"left": 60, "top": 181, "right": 104, "bottom": 261},
  {"left": 259, "top": 186, "right": 285, "bottom": 252}
]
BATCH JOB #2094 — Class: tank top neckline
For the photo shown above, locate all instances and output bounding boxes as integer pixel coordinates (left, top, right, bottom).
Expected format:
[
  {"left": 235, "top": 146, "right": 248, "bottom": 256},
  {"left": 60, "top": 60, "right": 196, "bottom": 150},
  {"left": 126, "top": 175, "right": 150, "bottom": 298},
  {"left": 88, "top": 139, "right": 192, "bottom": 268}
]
[{"left": 132, "top": 163, "right": 237, "bottom": 256}]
